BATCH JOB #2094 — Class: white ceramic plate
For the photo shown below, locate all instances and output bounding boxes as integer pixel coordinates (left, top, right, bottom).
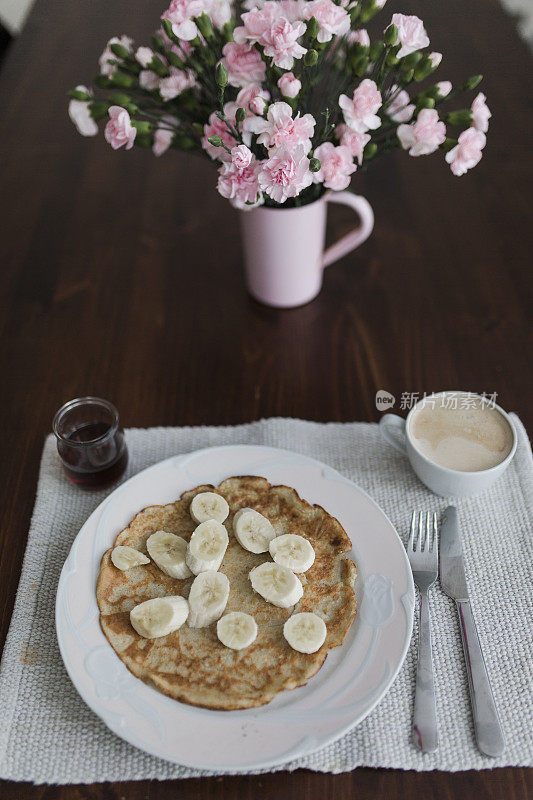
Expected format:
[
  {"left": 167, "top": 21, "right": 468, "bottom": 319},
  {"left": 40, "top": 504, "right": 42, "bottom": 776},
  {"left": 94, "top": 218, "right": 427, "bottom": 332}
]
[{"left": 56, "top": 445, "right": 414, "bottom": 772}]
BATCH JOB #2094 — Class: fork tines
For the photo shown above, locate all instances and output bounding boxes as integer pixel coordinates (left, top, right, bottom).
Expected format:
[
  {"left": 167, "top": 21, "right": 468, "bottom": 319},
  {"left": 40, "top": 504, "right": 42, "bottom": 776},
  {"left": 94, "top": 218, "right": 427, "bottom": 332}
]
[{"left": 409, "top": 510, "right": 438, "bottom": 552}]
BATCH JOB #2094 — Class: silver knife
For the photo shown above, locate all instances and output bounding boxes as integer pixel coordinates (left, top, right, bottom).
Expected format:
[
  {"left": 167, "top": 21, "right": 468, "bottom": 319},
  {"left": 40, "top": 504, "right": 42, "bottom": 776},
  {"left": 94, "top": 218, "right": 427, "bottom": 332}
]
[{"left": 440, "top": 506, "right": 505, "bottom": 757}]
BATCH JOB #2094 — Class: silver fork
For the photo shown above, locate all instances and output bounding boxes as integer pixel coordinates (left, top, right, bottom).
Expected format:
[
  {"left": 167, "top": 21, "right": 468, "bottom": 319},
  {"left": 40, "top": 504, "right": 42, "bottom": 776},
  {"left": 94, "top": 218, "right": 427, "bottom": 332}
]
[{"left": 407, "top": 511, "right": 439, "bottom": 753}]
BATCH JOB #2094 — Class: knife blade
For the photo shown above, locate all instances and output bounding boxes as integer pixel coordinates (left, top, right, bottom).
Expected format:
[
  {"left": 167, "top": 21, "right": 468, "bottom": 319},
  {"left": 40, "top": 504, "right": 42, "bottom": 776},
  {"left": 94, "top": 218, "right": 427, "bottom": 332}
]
[
  {"left": 440, "top": 505, "right": 505, "bottom": 758},
  {"left": 440, "top": 506, "right": 468, "bottom": 600}
]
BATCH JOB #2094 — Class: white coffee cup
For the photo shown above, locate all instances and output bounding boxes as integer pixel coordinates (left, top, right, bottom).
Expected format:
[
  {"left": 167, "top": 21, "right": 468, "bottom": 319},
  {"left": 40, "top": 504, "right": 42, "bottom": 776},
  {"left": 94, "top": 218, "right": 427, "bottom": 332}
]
[{"left": 379, "top": 391, "right": 517, "bottom": 497}]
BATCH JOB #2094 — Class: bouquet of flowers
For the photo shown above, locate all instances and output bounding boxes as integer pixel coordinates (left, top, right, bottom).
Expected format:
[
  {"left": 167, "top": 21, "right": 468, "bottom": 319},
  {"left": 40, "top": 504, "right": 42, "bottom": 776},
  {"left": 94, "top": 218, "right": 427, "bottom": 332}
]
[{"left": 68, "top": 0, "right": 491, "bottom": 209}]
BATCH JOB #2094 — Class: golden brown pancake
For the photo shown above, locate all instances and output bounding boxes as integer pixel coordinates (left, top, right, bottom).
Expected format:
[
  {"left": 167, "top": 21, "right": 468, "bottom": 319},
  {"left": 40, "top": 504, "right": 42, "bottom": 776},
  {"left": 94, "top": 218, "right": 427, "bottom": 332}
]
[{"left": 97, "top": 476, "right": 357, "bottom": 710}]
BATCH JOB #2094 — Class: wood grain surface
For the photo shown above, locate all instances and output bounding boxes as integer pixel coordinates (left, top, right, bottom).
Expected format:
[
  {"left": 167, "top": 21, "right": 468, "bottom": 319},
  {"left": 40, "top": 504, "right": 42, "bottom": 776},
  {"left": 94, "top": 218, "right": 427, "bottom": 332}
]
[{"left": 0, "top": 0, "right": 531, "bottom": 796}]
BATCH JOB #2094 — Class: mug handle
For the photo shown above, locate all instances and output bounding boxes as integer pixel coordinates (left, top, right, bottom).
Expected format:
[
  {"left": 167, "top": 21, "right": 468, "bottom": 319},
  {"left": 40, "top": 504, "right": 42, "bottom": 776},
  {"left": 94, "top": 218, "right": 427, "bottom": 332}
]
[
  {"left": 321, "top": 191, "right": 375, "bottom": 268},
  {"left": 379, "top": 413, "right": 408, "bottom": 455}
]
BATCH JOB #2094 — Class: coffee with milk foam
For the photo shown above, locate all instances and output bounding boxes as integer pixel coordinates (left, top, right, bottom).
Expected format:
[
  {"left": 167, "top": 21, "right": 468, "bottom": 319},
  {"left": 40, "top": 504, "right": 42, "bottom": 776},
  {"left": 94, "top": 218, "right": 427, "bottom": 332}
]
[{"left": 410, "top": 397, "right": 513, "bottom": 472}]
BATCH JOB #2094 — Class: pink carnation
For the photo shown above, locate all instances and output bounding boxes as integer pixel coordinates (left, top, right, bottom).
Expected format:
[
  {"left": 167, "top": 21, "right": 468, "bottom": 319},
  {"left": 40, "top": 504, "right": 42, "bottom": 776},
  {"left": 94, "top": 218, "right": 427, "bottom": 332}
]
[
  {"left": 217, "top": 149, "right": 262, "bottom": 209},
  {"left": 278, "top": 72, "right": 301, "bottom": 98},
  {"left": 139, "top": 70, "right": 160, "bottom": 91},
  {"left": 347, "top": 29, "right": 370, "bottom": 48},
  {"left": 153, "top": 128, "right": 173, "bottom": 156},
  {"left": 234, "top": 3, "right": 281, "bottom": 45},
  {"left": 136, "top": 47, "right": 154, "bottom": 68},
  {"left": 202, "top": 102, "right": 239, "bottom": 160},
  {"left": 159, "top": 69, "right": 195, "bottom": 101},
  {"left": 258, "top": 145, "right": 313, "bottom": 203},
  {"left": 68, "top": 85, "right": 98, "bottom": 137},
  {"left": 104, "top": 106, "right": 136, "bottom": 150},
  {"left": 98, "top": 35, "right": 133, "bottom": 77},
  {"left": 235, "top": 4, "right": 307, "bottom": 70},
  {"left": 471, "top": 92, "right": 491, "bottom": 133},
  {"left": 221, "top": 42, "right": 266, "bottom": 87},
  {"left": 390, "top": 14, "right": 429, "bottom": 59},
  {"left": 335, "top": 124, "right": 370, "bottom": 165},
  {"left": 313, "top": 142, "right": 356, "bottom": 191},
  {"left": 445, "top": 127, "right": 486, "bottom": 176},
  {"left": 436, "top": 81, "right": 452, "bottom": 98},
  {"left": 246, "top": 101, "right": 315, "bottom": 153},
  {"left": 262, "top": 18, "right": 307, "bottom": 69},
  {"left": 386, "top": 85, "right": 415, "bottom": 123},
  {"left": 302, "top": 0, "right": 350, "bottom": 43},
  {"left": 339, "top": 79, "right": 382, "bottom": 134},
  {"left": 428, "top": 51, "right": 442, "bottom": 68},
  {"left": 397, "top": 108, "right": 446, "bottom": 156},
  {"left": 161, "top": 0, "right": 204, "bottom": 40},
  {"left": 236, "top": 84, "right": 270, "bottom": 116}
]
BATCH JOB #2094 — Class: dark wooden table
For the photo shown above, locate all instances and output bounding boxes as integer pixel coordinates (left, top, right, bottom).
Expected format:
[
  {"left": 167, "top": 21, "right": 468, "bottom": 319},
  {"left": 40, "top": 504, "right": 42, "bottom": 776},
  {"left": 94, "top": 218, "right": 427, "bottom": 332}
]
[{"left": 1, "top": 0, "right": 531, "bottom": 796}]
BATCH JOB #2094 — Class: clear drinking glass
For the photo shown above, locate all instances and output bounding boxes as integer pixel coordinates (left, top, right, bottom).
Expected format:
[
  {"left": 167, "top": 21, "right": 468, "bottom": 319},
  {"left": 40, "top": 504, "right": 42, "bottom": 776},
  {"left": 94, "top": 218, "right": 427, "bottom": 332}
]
[{"left": 53, "top": 397, "right": 128, "bottom": 489}]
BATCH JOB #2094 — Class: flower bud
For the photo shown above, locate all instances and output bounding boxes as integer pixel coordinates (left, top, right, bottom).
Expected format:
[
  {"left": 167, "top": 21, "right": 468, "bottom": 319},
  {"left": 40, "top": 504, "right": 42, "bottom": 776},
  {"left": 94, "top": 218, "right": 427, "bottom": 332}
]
[
  {"left": 108, "top": 92, "right": 132, "bottom": 106},
  {"left": 151, "top": 55, "right": 170, "bottom": 77},
  {"left": 110, "top": 43, "right": 131, "bottom": 60},
  {"left": 89, "top": 101, "right": 110, "bottom": 121},
  {"left": 402, "top": 68, "right": 414, "bottom": 83},
  {"left": 167, "top": 51, "right": 185, "bottom": 69},
  {"left": 151, "top": 33, "right": 165, "bottom": 53},
  {"left": 216, "top": 62, "right": 229, "bottom": 87},
  {"left": 309, "top": 157, "right": 321, "bottom": 172},
  {"left": 195, "top": 12, "right": 214, "bottom": 39},
  {"left": 363, "top": 142, "right": 377, "bottom": 159},
  {"left": 68, "top": 88, "right": 91, "bottom": 101},
  {"left": 368, "top": 41, "right": 383, "bottom": 61},
  {"left": 464, "top": 74, "right": 482, "bottom": 90},
  {"left": 161, "top": 19, "right": 179, "bottom": 44},
  {"left": 222, "top": 20, "right": 235, "bottom": 41},
  {"left": 441, "top": 137, "right": 457, "bottom": 151},
  {"left": 235, "top": 107, "right": 247, "bottom": 123},
  {"left": 306, "top": 16, "right": 320, "bottom": 39},
  {"left": 401, "top": 51, "right": 422, "bottom": 68},
  {"left": 413, "top": 57, "right": 433, "bottom": 81},
  {"left": 207, "top": 134, "right": 223, "bottom": 147},
  {"left": 446, "top": 109, "right": 472, "bottom": 126},
  {"left": 384, "top": 24, "right": 398, "bottom": 46},
  {"left": 304, "top": 49, "right": 319, "bottom": 66},
  {"left": 418, "top": 97, "right": 435, "bottom": 109},
  {"left": 94, "top": 75, "right": 112, "bottom": 89},
  {"left": 132, "top": 120, "right": 152, "bottom": 134},
  {"left": 385, "top": 50, "right": 399, "bottom": 66},
  {"left": 354, "top": 56, "right": 369, "bottom": 76},
  {"left": 111, "top": 72, "right": 135, "bottom": 88}
]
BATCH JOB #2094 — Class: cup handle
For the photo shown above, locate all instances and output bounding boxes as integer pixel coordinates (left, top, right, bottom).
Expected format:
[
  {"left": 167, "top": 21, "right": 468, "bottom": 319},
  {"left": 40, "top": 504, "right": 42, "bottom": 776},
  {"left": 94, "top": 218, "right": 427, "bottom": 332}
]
[
  {"left": 321, "top": 191, "right": 374, "bottom": 269},
  {"left": 379, "top": 413, "right": 408, "bottom": 455}
]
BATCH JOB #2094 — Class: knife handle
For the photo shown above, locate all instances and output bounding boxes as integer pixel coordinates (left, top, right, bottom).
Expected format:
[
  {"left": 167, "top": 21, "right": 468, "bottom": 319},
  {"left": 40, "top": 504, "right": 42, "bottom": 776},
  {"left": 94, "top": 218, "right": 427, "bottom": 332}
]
[
  {"left": 457, "top": 600, "right": 505, "bottom": 757},
  {"left": 412, "top": 591, "right": 439, "bottom": 753}
]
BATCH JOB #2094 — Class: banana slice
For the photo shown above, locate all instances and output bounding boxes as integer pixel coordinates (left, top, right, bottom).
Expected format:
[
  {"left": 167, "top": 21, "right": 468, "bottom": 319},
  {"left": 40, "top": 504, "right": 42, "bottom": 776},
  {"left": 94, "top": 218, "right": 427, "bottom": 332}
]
[
  {"left": 186, "top": 520, "right": 229, "bottom": 575},
  {"left": 130, "top": 596, "right": 189, "bottom": 638},
  {"left": 217, "top": 612, "right": 258, "bottom": 650},
  {"left": 269, "top": 534, "right": 315, "bottom": 573},
  {"left": 187, "top": 571, "right": 230, "bottom": 628},
  {"left": 233, "top": 508, "right": 276, "bottom": 554},
  {"left": 146, "top": 531, "right": 192, "bottom": 579},
  {"left": 249, "top": 562, "right": 303, "bottom": 608},
  {"left": 283, "top": 612, "right": 327, "bottom": 654},
  {"left": 190, "top": 491, "right": 230, "bottom": 524},
  {"left": 111, "top": 545, "right": 150, "bottom": 571}
]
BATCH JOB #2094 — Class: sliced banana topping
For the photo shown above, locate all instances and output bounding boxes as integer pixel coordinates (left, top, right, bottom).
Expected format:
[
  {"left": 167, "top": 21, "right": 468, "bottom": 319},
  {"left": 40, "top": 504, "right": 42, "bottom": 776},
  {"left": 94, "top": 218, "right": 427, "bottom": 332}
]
[
  {"left": 233, "top": 508, "right": 277, "bottom": 554},
  {"left": 249, "top": 562, "right": 303, "bottom": 608},
  {"left": 111, "top": 545, "right": 150, "bottom": 571},
  {"left": 217, "top": 611, "right": 258, "bottom": 650},
  {"left": 269, "top": 534, "right": 315, "bottom": 573},
  {"left": 186, "top": 519, "right": 229, "bottom": 575},
  {"left": 146, "top": 531, "right": 192, "bottom": 579},
  {"left": 130, "top": 596, "right": 189, "bottom": 639},
  {"left": 190, "top": 491, "right": 230, "bottom": 524},
  {"left": 187, "top": 571, "right": 230, "bottom": 628},
  {"left": 283, "top": 612, "right": 327, "bottom": 654}
]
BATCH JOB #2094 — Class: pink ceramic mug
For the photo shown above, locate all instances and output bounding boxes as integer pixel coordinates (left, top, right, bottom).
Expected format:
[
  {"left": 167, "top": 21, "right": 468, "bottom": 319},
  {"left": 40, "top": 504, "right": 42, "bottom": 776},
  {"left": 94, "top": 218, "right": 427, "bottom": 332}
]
[{"left": 239, "top": 191, "right": 374, "bottom": 308}]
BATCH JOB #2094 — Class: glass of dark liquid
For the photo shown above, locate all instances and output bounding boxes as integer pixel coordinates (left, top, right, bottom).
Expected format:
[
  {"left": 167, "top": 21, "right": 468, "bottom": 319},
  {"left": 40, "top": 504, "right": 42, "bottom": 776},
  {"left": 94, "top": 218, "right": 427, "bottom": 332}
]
[{"left": 53, "top": 397, "right": 128, "bottom": 489}]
